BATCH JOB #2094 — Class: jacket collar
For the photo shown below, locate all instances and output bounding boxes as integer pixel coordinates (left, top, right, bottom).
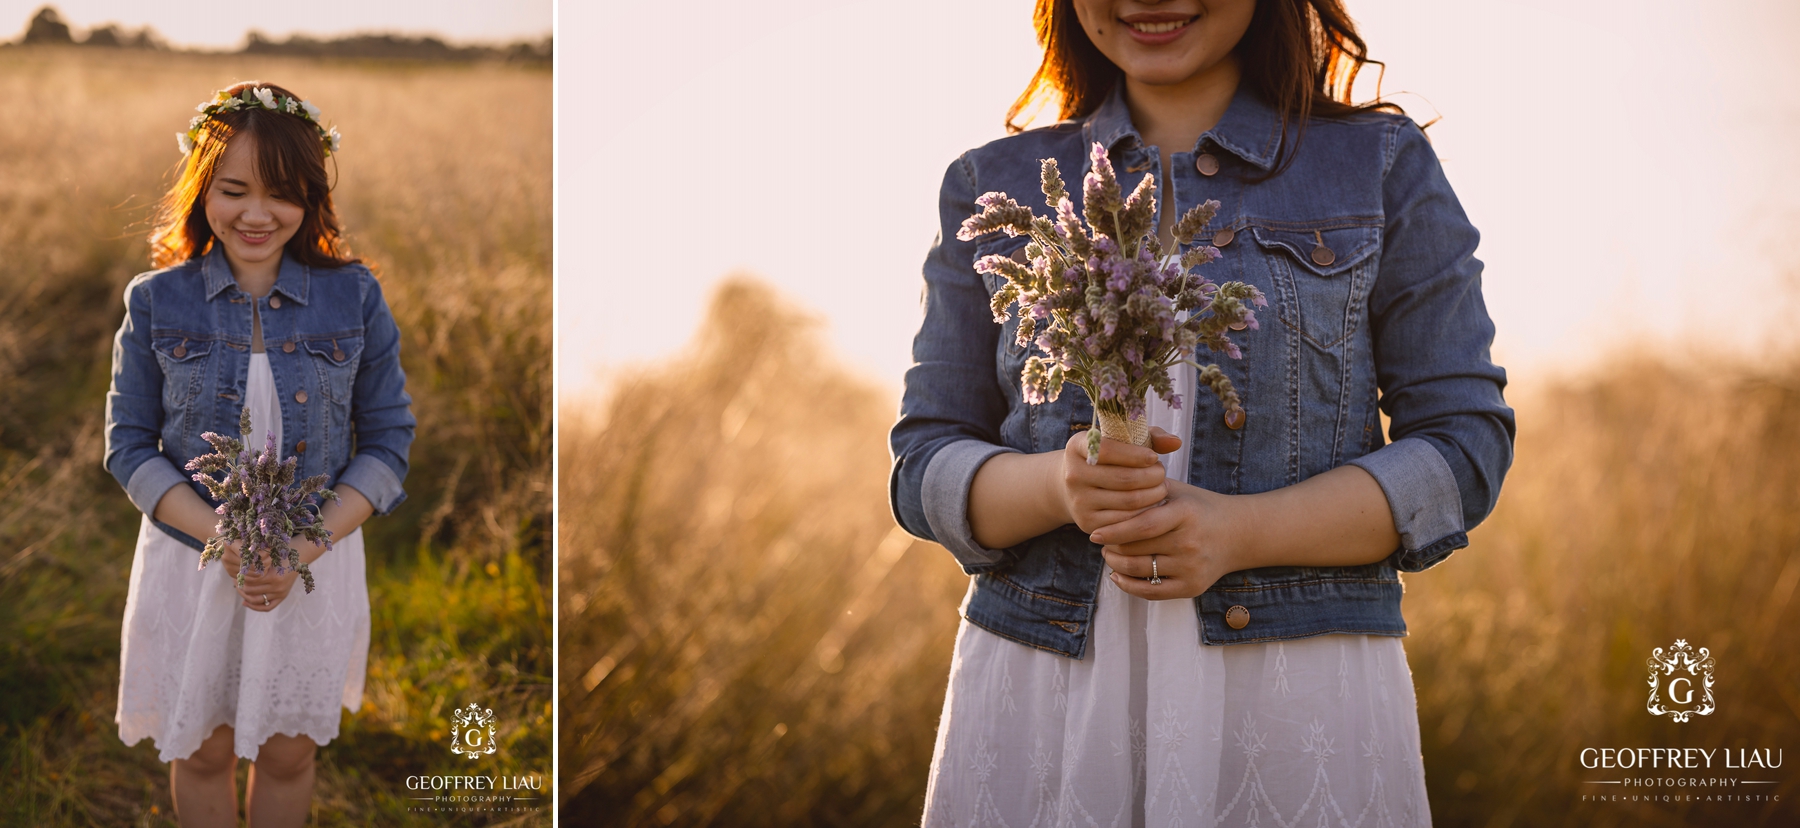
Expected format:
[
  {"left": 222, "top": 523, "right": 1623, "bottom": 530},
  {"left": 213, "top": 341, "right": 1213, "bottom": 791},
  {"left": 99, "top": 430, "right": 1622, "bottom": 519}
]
[
  {"left": 199, "top": 244, "right": 311, "bottom": 305},
  {"left": 1082, "top": 81, "right": 1283, "bottom": 171}
]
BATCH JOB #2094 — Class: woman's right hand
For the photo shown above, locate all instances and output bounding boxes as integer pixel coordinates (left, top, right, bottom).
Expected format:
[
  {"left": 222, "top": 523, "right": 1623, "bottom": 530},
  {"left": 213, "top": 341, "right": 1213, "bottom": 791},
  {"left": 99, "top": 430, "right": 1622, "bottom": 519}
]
[
  {"left": 219, "top": 539, "right": 244, "bottom": 580},
  {"left": 1058, "top": 426, "right": 1183, "bottom": 534}
]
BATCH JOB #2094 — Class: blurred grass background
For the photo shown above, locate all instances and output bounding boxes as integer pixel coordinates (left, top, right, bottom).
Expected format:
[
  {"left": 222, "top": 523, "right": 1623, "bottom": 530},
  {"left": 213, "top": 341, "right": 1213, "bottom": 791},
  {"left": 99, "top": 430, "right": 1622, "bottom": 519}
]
[
  {"left": 560, "top": 277, "right": 1800, "bottom": 827},
  {"left": 0, "top": 47, "right": 550, "bottom": 826}
]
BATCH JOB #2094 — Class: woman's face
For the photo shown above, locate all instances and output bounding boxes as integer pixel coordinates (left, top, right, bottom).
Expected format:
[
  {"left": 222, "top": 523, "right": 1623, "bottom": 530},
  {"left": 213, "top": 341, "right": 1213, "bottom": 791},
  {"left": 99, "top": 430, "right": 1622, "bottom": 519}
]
[
  {"left": 203, "top": 136, "right": 304, "bottom": 272},
  {"left": 1072, "top": 0, "right": 1257, "bottom": 87}
]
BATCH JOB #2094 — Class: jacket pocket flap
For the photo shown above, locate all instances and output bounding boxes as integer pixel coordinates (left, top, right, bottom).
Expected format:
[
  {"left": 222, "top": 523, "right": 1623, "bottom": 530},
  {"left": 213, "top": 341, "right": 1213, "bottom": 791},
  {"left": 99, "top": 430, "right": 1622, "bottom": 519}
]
[
  {"left": 973, "top": 234, "right": 1032, "bottom": 293},
  {"left": 152, "top": 336, "right": 212, "bottom": 361},
  {"left": 1247, "top": 221, "right": 1379, "bottom": 278},
  {"left": 302, "top": 336, "right": 363, "bottom": 366}
]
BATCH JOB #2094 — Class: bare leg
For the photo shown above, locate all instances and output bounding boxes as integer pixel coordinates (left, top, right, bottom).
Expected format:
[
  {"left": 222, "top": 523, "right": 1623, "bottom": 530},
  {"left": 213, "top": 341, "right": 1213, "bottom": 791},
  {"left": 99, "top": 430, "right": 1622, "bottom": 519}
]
[
  {"left": 170, "top": 724, "right": 239, "bottom": 828},
  {"left": 246, "top": 732, "right": 317, "bottom": 828}
]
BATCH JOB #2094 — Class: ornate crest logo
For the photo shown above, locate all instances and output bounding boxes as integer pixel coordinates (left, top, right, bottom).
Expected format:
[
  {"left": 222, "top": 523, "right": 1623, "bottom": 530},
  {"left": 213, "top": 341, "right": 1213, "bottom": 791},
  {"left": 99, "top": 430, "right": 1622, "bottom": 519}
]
[
  {"left": 450, "top": 702, "right": 499, "bottom": 759},
  {"left": 1646, "top": 639, "right": 1715, "bottom": 722}
]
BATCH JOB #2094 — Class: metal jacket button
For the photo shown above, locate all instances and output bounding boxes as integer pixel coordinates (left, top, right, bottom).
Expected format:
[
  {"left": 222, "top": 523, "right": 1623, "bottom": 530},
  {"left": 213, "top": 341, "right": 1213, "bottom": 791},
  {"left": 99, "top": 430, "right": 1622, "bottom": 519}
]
[
  {"left": 333, "top": 349, "right": 346, "bottom": 361},
  {"left": 1310, "top": 230, "right": 1335, "bottom": 266},
  {"left": 269, "top": 296, "right": 282, "bottom": 309},
  {"left": 172, "top": 344, "right": 187, "bottom": 358},
  {"left": 1225, "top": 605, "right": 1250, "bottom": 629},
  {"left": 1211, "top": 227, "right": 1234, "bottom": 247},
  {"left": 282, "top": 341, "right": 295, "bottom": 353},
  {"left": 294, "top": 390, "right": 308, "bottom": 404},
  {"left": 1194, "top": 153, "right": 1220, "bottom": 176},
  {"left": 295, "top": 440, "right": 306, "bottom": 454}
]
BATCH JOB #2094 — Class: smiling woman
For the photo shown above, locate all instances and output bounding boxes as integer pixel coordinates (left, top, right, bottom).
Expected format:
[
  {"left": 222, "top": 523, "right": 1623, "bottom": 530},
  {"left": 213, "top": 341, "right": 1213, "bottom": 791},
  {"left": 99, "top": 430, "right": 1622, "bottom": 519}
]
[{"left": 107, "top": 81, "right": 414, "bottom": 828}]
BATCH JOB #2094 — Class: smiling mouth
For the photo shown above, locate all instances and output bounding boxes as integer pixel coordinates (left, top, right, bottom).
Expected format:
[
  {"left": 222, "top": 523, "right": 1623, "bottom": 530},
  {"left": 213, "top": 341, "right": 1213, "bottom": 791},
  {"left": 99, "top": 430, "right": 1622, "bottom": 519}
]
[
  {"left": 237, "top": 229, "right": 274, "bottom": 243},
  {"left": 1125, "top": 16, "right": 1196, "bottom": 35}
]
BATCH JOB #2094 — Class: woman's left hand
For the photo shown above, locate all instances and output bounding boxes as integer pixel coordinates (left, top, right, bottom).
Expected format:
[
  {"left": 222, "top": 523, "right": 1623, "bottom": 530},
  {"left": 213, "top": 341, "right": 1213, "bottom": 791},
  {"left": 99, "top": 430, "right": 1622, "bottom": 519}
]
[
  {"left": 1090, "top": 480, "right": 1250, "bottom": 600},
  {"left": 236, "top": 565, "right": 300, "bottom": 612}
]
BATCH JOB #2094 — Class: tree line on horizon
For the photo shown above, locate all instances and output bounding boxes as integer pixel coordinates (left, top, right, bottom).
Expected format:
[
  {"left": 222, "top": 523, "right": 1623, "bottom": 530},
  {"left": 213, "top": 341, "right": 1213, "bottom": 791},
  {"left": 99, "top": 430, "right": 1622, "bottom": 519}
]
[{"left": 10, "top": 5, "right": 551, "bottom": 62}]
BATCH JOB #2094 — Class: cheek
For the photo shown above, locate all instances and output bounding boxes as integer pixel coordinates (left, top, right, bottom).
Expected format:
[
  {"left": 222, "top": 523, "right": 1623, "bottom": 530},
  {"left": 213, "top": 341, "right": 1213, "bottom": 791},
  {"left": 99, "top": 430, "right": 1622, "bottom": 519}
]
[
  {"left": 203, "top": 193, "right": 236, "bottom": 230},
  {"left": 274, "top": 202, "right": 306, "bottom": 228},
  {"left": 1071, "top": 1, "right": 1107, "bottom": 37}
]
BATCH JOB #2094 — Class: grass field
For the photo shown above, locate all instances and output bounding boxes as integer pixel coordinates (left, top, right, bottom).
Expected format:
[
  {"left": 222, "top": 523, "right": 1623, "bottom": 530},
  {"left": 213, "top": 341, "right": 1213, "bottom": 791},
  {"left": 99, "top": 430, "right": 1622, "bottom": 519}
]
[
  {"left": 560, "top": 278, "right": 1800, "bottom": 827},
  {"left": 0, "top": 47, "right": 551, "bottom": 826}
]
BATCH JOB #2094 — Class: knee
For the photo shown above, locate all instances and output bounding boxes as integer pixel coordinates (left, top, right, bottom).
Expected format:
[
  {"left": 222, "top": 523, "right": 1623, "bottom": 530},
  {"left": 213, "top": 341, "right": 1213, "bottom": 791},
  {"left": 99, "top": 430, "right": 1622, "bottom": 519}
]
[
  {"left": 253, "top": 736, "right": 316, "bottom": 782},
  {"left": 178, "top": 728, "right": 238, "bottom": 778}
]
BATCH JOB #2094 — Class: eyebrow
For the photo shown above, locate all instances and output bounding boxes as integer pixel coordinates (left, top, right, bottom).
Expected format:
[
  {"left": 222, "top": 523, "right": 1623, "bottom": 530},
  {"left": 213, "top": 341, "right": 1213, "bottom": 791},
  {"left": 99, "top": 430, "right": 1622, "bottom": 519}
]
[{"left": 217, "top": 177, "right": 250, "bottom": 187}]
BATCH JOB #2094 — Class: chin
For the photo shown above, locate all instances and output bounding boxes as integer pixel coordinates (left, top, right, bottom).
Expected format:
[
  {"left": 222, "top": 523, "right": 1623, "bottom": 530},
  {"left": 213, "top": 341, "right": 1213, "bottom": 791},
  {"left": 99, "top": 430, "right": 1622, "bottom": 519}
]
[
  {"left": 227, "top": 241, "right": 284, "bottom": 262},
  {"left": 1123, "top": 63, "right": 1208, "bottom": 87}
]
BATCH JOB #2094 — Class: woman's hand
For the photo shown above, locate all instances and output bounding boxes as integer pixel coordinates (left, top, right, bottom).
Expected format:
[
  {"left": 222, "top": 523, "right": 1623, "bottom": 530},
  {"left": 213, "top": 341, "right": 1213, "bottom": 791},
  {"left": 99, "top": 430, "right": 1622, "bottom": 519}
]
[
  {"left": 1096, "top": 463, "right": 1407, "bottom": 599},
  {"left": 236, "top": 564, "right": 301, "bottom": 613},
  {"left": 1091, "top": 480, "right": 1250, "bottom": 600},
  {"left": 220, "top": 540, "right": 244, "bottom": 580},
  {"left": 1058, "top": 426, "right": 1183, "bottom": 534}
]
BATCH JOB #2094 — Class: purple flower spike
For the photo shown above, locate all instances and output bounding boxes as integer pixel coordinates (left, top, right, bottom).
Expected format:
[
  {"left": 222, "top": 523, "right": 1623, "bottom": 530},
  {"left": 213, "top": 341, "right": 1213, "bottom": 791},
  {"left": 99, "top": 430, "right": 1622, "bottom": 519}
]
[{"left": 963, "top": 141, "right": 1255, "bottom": 444}]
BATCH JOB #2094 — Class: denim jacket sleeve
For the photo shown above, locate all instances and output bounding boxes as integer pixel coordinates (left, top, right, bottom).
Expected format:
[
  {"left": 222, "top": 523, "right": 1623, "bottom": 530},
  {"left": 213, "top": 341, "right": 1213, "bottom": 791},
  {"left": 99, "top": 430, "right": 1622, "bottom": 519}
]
[
  {"left": 335, "top": 273, "right": 415, "bottom": 516},
  {"left": 1345, "top": 120, "right": 1517, "bottom": 572},
  {"left": 889, "top": 155, "right": 1022, "bottom": 573},
  {"left": 104, "top": 275, "right": 188, "bottom": 516}
]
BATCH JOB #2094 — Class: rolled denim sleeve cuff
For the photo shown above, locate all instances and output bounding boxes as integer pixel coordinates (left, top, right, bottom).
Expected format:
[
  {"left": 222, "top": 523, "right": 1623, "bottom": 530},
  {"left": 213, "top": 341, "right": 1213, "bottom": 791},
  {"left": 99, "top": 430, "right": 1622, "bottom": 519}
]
[
  {"left": 921, "top": 439, "right": 1021, "bottom": 571},
  {"left": 1347, "top": 436, "right": 1467, "bottom": 572},
  {"left": 126, "top": 455, "right": 187, "bottom": 517},
  {"left": 338, "top": 453, "right": 406, "bottom": 516}
]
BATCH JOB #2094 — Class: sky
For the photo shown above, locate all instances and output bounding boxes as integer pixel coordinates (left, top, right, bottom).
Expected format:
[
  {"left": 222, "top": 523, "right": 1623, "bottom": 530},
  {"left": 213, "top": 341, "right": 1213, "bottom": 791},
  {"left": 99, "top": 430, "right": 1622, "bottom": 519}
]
[
  {"left": 559, "top": 0, "right": 1800, "bottom": 401},
  {"left": 1, "top": 1, "right": 551, "bottom": 48}
]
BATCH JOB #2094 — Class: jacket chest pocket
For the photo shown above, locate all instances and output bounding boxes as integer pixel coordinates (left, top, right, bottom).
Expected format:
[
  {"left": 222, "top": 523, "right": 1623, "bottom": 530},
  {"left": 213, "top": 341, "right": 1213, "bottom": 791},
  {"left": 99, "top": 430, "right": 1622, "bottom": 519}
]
[
  {"left": 973, "top": 234, "right": 1033, "bottom": 360},
  {"left": 152, "top": 336, "right": 213, "bottom": 410},
  {"left": 303, "top": 336, "right": 363, "bottom": 404},
  {"left": 1248, "top": 221, "right": 1380, "bottom": 350}
]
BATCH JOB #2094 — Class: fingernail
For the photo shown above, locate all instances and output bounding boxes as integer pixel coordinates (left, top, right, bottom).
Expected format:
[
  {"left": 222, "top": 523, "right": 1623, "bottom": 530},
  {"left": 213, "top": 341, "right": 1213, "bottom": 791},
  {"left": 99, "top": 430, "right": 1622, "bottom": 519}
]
[{"left": 1089, "top": 533, "right": 1102, "bottom": 543}]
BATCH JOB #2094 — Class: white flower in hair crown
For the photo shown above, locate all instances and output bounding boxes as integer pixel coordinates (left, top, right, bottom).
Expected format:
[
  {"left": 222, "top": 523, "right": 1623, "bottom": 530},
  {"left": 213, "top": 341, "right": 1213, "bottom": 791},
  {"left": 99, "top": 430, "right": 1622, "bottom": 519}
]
[{"left": 176, "top": 86, "right": 341, "bottom": 157}]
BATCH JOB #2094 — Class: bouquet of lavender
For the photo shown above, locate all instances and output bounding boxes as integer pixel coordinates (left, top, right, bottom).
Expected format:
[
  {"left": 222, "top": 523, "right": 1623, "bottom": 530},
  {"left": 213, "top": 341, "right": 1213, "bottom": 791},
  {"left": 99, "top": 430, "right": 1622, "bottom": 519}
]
[
  {"left": 957, "top": 142, "right": 1268, "bottom": 461},
  {"left": 185, "top": 407, "right": 337, "bottom": 593}
]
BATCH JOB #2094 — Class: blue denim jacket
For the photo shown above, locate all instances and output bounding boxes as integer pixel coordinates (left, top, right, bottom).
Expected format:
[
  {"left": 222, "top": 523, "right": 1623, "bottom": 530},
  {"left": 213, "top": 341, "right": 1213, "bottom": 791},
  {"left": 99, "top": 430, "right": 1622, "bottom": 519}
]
[
  {"left": 889, "top": 83, "right": 1516, "bottom": 658},
  {"left": 104, "top": 246, "right": 416, "bottom": 550}
]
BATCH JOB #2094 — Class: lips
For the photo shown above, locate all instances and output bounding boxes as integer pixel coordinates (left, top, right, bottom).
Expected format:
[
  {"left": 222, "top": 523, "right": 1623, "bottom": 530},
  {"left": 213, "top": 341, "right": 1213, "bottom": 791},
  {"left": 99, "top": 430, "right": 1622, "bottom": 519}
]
[
  {"left": 1126, "top": 18, "right": 1193, "bottom": 34},
  {"left": 236, "top": 228, "right": 274, "bottom": 244},
  {"left": 1120, "top": 12, "right": 1197, "bottom": 44}
]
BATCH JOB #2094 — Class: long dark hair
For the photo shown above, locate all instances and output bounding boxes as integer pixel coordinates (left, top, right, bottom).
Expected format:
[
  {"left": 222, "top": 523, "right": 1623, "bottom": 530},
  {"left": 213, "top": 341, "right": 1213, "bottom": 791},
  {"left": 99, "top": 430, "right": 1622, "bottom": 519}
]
[
  {"left": 149, "top": 81, "right": 358, "bottom": 269},
  {"left": 1006, "top": 0, "right": 1402, "bottom": 177}
]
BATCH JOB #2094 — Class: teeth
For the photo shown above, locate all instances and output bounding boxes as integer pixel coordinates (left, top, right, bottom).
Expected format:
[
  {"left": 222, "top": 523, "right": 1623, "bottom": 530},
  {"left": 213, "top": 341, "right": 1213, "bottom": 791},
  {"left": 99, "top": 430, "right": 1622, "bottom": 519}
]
[{"left": 1129, "top": 19, "right": 1190, "bottom": 34}]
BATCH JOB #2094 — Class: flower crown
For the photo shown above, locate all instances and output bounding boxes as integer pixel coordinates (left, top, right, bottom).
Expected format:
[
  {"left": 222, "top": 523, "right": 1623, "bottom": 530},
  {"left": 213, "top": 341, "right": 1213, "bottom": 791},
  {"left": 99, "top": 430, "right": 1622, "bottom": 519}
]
[{"left": 177, "top": 86, "right": 341, "bottom": 158}]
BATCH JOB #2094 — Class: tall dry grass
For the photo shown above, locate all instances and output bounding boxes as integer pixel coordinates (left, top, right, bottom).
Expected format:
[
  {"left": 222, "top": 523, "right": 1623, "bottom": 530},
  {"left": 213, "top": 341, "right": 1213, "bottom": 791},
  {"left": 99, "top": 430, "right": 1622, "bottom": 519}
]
[
  {"left": 560, "top": 278, "right": 1800, "bottom": 826},
  {"left": 558, "top": 279, "right": 969, "bottom": 825},
  {"left": 1405, "top": 347, "right": 1800, "bottom": 827},
  {"left": 0, "top": 47, "right": 550, "bottom": 826}
]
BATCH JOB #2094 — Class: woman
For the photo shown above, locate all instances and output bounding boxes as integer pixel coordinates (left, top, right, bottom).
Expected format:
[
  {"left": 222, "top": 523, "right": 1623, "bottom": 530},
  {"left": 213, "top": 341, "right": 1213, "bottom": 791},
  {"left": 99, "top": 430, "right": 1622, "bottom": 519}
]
[
  {"left": 889, "top": 1, "right": 1515, "bottom": 824},
  {"left": 105, "top": 81, "right": 414, "bottom": 827}
]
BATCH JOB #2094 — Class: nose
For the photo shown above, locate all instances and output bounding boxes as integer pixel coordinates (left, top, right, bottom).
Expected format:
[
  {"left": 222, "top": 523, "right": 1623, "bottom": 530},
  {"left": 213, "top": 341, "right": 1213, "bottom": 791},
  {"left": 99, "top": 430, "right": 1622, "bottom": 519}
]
[{"left": 242, "top": 197, "right": 276, "bottom": 225}]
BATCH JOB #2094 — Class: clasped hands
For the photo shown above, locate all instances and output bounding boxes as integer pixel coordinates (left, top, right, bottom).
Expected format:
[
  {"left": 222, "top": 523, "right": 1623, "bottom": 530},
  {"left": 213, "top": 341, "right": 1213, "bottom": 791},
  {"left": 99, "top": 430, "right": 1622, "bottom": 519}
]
[
  {"left": 1060, "top": 426, "right": 1247, "bottom": 600},
  {"left": 218, "top": 538, "right": 326, "bottom": 613}
]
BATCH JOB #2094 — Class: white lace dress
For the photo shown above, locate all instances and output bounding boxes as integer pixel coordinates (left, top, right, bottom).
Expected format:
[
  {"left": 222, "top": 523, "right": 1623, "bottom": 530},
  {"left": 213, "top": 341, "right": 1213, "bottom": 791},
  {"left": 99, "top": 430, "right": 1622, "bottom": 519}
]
[
  {"left": 116, "top": 351, "right": 371, "bottom": 763},
  {"left": 921, "top": 362, "right": 1432, "bottom": 827}
]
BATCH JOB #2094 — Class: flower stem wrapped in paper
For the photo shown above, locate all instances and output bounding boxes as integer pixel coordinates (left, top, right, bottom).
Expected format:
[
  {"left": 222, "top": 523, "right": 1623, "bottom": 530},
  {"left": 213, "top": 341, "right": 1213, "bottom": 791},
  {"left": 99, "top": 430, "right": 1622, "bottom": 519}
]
[
  {"left": 957, "top": 142, "right": 1268, "bottom": 463},
  {"left": 185, "top": 407, "right": 338, "bottom": 593}
]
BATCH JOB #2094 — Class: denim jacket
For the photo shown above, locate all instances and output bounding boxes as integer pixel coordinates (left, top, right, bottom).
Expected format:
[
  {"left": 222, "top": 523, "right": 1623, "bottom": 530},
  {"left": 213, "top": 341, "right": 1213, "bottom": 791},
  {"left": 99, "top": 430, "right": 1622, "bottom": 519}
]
[
  {"left": 889, "top": 83, "right": 1516, "bottom": 658},
  {"left": 104, "top": 246, "right": 416, "bottom": 550}
]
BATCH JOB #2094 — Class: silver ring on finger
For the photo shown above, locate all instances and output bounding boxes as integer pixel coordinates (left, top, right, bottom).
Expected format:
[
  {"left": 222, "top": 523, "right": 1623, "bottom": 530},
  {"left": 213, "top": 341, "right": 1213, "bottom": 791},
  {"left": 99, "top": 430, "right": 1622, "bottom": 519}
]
[
  {"left": 262, "top": 594, "right": 270, "bottom": 606},
  {"left": 1149, "top": 554, "right": 1162, "bottom": 585}
]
